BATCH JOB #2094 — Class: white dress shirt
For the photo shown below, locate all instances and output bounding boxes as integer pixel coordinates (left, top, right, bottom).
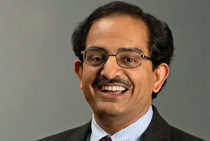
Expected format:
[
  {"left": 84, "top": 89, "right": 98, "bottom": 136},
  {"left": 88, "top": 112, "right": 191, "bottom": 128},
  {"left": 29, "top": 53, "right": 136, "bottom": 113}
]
[{"left": 87, "top": 105, "right": 153, "bottom": 141}]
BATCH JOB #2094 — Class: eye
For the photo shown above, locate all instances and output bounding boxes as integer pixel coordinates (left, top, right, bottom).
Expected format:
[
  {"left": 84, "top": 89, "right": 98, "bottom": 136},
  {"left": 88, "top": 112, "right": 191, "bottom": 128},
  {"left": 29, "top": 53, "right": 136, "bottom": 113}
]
[
  {"left": 89, "top": 56, "right": 103, "bottom": 62},
  {"left": 120, "top": 56, "right": 137, "bottom": 63},
  {"left": 86, "top": 55, "right": 105, "bottom": 66},
  {"left": 123, "top": 57, "right": 136, "bottom": 62},
  {"left": 118, "top": 53, "right": 140, "bottom": 67}
]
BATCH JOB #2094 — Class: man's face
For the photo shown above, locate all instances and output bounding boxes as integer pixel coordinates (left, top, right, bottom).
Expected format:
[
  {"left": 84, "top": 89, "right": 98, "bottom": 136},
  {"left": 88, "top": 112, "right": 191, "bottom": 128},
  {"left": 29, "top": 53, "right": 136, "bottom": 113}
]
[{"left": 75, "top": 15, "right": 168, "bottom": 122}]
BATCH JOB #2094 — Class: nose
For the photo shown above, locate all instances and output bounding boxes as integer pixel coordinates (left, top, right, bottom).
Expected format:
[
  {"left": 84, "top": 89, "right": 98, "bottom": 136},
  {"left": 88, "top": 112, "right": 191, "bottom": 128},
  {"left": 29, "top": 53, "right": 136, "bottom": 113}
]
[{"left": 100, "top": 56, "right": 124, "bottom": 79}]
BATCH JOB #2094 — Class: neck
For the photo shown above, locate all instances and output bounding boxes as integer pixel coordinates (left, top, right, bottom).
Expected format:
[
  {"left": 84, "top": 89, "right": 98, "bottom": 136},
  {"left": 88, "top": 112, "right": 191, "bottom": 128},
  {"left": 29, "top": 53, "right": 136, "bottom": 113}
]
[{"left": 94, "top": 105, "right": 151, "bottom": 135}]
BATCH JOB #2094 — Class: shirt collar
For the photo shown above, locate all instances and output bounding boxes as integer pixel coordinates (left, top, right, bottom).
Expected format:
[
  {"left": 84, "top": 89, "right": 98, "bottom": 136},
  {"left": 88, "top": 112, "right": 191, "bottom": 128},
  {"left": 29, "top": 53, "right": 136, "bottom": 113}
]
[{"left": 90, "top": 105, "right": 153, "bottom": 141}]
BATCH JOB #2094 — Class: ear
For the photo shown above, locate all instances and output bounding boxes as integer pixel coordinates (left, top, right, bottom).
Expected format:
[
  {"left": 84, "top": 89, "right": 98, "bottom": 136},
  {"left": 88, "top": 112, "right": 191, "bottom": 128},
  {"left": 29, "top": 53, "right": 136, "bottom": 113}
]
[
  {"left": 153, "top": 63, "right": 169, "bottom": 93},
  {"left": 74, "top": 59, "right": 83, "bottom": 89}
]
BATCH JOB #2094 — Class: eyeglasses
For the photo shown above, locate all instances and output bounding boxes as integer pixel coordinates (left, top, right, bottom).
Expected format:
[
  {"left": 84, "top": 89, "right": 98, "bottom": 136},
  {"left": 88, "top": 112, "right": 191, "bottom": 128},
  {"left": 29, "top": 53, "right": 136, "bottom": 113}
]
[{"left": 81, "top": 48, "right": 152, "bottom": 68}]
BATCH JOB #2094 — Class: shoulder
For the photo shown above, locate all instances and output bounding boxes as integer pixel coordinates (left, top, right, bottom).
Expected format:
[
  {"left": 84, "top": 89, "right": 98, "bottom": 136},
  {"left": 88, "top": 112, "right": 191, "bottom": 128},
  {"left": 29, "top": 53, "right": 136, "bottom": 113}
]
[
  {"left": 170, "top": 126, "right": 204, "bottom": 141},
  {"left": 141, "top": 105, "right": 204, "bottom": 141},
  {"left": 38, "top": 122, "right": 91, "bottom": 141}
]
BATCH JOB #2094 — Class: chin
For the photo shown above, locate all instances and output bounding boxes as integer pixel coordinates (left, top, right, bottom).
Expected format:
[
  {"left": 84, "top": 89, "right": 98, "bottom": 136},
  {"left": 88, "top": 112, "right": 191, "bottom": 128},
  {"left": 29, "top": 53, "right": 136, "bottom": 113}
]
[{"left": 94, "top": 102, "right": 125, "bottom": 116}]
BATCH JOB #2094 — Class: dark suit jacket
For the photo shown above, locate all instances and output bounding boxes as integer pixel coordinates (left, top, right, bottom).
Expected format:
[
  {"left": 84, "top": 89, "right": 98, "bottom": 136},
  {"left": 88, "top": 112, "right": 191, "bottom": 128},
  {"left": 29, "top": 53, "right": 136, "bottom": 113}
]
[{"left": 38, "top": 106, "right": 204, "bottom": 141}]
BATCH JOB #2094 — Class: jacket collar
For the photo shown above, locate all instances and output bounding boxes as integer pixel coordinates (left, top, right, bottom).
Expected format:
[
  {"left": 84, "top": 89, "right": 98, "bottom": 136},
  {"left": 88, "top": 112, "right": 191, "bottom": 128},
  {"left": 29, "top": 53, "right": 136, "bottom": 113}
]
[
  {"left": 66, "top": 122, "right": 91, "bottom": 141},
  {"left": 141, "top": 105, "right": 170, "bottom": 141},
  {"left": 68, "top": 105, "right": 171, "bottom": 141}
]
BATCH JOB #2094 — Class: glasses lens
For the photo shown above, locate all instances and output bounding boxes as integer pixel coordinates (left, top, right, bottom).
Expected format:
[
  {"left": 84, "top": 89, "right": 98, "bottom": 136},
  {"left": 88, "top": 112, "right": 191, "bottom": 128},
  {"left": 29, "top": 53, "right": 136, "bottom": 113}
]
[
  {"left": 117, "top": 51, "right": 142, "bottom": 68},
  {"left": 84, "top": 50, "right": 106, "bottom": 66}
]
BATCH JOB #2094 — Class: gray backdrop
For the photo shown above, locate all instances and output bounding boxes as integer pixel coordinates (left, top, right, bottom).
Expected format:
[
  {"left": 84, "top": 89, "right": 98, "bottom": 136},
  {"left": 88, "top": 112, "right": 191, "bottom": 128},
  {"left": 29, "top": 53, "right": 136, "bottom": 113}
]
[{"left": 0, "top": 0, "right": 209, "bottom": 140}]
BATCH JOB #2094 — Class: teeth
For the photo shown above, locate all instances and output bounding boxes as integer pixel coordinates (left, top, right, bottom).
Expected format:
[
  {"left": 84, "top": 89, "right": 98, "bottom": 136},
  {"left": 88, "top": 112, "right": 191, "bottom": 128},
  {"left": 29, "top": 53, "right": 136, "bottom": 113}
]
[{"left": 101, "top": 85, "right": 126, "bottom": 91}]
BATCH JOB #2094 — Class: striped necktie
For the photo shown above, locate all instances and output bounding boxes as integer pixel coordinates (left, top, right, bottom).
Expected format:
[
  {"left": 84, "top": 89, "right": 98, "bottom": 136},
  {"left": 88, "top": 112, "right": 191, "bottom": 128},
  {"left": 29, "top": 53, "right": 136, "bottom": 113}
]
[{"left": 99, "top": 135, "right": 112, "bottom": 141}]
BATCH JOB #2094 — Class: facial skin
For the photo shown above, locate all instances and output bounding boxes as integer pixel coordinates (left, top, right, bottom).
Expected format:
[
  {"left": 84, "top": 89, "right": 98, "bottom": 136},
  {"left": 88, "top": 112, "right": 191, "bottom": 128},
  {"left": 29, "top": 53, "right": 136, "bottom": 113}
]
[{"left": 75, "top": 14, "right": 169, "bottom": 134}]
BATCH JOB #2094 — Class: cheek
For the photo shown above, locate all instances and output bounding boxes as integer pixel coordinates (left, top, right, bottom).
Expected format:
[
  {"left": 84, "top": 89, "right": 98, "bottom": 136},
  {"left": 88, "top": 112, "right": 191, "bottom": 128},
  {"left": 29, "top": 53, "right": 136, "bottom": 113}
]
[
  {"left": 129, "top": 68, "right": 155, "bottom": 96},
  {"left": 81, "top": 65, "right": 100, "bottom": 92}
]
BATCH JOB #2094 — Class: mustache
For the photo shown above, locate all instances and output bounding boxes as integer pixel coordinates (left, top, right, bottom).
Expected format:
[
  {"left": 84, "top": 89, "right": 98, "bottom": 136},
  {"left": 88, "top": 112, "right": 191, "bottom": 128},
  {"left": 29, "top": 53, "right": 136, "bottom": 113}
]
[{"left": 92, "top": 76, "right": 132, "bottom": 88}]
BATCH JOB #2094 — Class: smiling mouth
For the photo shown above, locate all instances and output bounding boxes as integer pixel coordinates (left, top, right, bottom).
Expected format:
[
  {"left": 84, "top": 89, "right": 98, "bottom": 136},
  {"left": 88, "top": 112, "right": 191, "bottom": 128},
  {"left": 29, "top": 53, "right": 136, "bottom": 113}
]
[{"left": 99, "top": 85, "right": 127, "bottom": 93}]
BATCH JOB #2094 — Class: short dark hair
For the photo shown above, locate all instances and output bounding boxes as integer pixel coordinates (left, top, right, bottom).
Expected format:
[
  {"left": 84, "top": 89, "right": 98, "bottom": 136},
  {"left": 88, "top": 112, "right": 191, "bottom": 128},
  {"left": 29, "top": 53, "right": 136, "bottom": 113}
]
[{"left": 71, "top": 1, "right": 174, "bottom": 98}]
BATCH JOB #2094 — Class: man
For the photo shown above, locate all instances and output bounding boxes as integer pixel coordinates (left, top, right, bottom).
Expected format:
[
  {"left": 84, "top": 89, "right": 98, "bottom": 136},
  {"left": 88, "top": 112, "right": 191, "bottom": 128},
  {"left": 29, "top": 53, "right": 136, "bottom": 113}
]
[{"left": 39, "top": 1, "right": 204, "bottom": 141}]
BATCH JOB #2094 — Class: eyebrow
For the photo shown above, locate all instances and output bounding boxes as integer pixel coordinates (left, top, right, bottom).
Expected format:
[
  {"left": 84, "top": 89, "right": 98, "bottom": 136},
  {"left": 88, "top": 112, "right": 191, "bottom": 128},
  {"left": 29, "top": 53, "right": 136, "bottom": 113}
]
[
  {"left": 86, "top": 46, "right": 144, "bottom": 53},
  {"left": 86, "top": 46, "right": 107, "bottom": 52},
  {"left": 117, "top": 47, "right": 143, "bottom": 53}
]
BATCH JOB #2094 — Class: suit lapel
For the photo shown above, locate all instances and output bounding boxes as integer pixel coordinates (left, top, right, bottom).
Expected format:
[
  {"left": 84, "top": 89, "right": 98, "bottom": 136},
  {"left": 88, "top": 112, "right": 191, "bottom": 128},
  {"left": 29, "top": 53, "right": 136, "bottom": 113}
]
[
  {"left": 66, "top": 122, "right": 91, "bottom": 141},
  {"left": 141, "top": 105, "right": 170, "bottom": 141}
]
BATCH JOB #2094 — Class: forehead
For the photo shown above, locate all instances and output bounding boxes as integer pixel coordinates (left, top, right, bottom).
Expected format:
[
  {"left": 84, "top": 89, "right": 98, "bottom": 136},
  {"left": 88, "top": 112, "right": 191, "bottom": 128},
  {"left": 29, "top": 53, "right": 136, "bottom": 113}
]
[{"left": 86, "top": 15, "right": 150, "bottom": 55}]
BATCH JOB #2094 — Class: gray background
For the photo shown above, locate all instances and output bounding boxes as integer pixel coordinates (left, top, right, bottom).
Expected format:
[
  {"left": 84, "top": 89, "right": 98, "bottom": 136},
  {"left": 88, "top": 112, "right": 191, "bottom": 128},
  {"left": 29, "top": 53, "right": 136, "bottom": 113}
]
[{"left": 0, "top": 0, "right": 209, "bottom": 140}]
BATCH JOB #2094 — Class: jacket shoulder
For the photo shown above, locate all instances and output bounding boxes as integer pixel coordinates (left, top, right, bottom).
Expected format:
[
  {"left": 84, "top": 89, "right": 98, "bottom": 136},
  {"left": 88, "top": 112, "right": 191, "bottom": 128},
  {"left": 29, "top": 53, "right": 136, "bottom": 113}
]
[
  {"left": 170, "top": 126, "right": 205, "bottom": 141},
  {"left": 37, "top": 122, "right": 91, "bottom": 141},
  {"left": 141, "top": 106, "right": 204, "bottom": 141}
]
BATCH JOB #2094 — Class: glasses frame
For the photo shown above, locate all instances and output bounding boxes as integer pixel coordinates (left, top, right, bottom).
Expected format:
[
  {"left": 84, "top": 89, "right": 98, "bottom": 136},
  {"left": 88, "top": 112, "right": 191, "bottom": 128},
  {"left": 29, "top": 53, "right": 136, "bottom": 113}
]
[{"left": 81, "top": 48, "right": 152, "bottom": 68}]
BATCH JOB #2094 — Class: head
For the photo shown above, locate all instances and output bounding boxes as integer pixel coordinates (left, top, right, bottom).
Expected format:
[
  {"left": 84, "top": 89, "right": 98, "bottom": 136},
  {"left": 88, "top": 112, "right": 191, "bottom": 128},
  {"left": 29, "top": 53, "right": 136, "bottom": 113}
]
[
  {"left": 73, "top": 1, "right": 174, "bottom": 127},
  {"left": 72, "top": 1, "right": 174, "bottom": 99}
]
